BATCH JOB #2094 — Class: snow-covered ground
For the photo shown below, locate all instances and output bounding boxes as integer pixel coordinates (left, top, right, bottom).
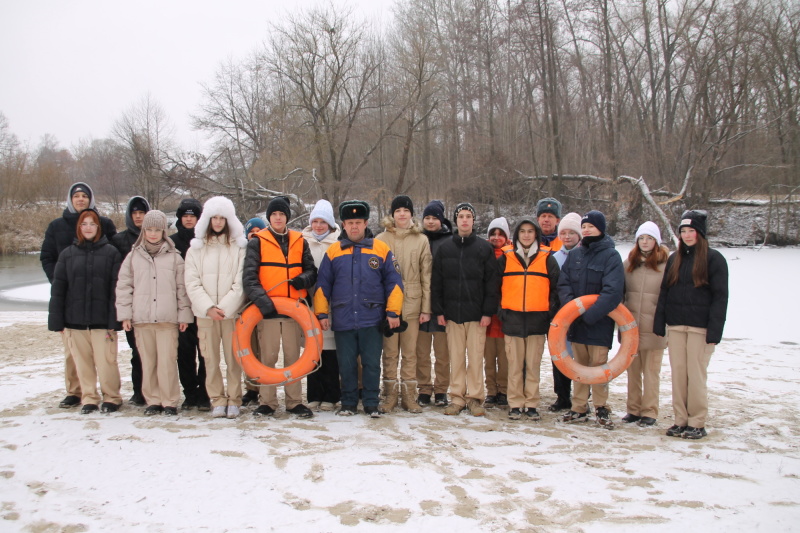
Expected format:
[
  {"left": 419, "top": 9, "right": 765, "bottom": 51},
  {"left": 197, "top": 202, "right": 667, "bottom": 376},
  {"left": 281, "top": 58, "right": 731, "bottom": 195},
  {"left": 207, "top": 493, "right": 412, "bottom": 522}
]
[{"left": 0, "top": 246, "right": 798, "bottom": 532}]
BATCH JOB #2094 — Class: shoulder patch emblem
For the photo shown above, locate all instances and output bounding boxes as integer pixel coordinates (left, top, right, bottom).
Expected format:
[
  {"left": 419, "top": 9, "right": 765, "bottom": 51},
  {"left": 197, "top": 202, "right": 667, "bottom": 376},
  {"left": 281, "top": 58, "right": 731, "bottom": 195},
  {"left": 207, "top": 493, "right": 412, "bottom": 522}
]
[
  {"left": 392, "top": 258, "right": 400, "bottom": 272},
  {"left": 368, "top": 257, "right": 380, "bottom": 269}
]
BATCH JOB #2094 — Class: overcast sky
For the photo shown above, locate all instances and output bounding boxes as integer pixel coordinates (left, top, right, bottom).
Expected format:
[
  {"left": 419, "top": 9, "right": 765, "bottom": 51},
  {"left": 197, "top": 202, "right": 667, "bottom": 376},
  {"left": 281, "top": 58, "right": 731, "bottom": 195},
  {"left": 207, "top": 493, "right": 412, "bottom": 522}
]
[{"left": 0, "top": 0, "right": 395, "bottom": 152}]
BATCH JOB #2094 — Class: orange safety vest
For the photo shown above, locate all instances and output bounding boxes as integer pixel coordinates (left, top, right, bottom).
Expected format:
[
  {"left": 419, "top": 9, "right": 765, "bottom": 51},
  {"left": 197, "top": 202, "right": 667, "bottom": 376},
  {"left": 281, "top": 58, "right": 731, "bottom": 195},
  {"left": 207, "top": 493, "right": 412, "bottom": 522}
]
[
  {"left": 257, "top": 229, "right": 307, "bottom": 299},
  {"left": 501, "top": 249, "right": 550, "bottom": 312},
  {"left": 546, "top": 237, "right": 563, "bottom": 252}
]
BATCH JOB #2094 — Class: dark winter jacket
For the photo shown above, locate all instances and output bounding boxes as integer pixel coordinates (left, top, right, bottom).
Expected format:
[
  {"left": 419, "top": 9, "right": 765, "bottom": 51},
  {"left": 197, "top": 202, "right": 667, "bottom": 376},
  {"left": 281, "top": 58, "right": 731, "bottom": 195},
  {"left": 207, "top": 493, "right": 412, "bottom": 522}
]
[
  {"left": 431, "top": 231, "right": 500, "bottom": 324},
  {"left": 419, "top": 218, "right": 453, "bottom": 333},
  {"left": 169, "top": 198, "right": 203, "bottom": 259},
  {"left": 653, "top": 246, "right": 729, "bottom": 344},
  {"left": 48, "top": 235, "right": 122, "bottom": 332},
  {"left": 242, "top": 228, "right": 317, "bottom": 318},
  {"left": 111, "top": 196, "right": 150, "bottom": 260},
  {"left": 557, "top": 234, "right": 624, "bottom": 348},
  {"left": 313, "top": 237, "right": 404, "bottom": 331},
  {"left": 41, "top": 204, "right": 117, "bottom": 283},
  {"left": 498, "top": 219, "right": 560, "bottom": 337}
]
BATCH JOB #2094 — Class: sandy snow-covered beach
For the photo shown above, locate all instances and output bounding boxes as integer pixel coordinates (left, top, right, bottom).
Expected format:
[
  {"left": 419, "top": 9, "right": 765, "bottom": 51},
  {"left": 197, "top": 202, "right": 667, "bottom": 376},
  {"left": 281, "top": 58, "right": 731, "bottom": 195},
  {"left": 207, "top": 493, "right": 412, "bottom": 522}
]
[{"left": 1, "top": 247, "right": 799, "bottom": 532}]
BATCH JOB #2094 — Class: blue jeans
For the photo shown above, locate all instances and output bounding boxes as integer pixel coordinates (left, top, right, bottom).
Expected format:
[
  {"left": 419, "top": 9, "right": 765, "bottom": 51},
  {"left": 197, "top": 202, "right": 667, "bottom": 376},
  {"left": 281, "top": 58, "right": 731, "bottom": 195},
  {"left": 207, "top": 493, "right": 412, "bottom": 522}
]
[{"left": 334, "top": 326, "right": 382, "bottom": 408}]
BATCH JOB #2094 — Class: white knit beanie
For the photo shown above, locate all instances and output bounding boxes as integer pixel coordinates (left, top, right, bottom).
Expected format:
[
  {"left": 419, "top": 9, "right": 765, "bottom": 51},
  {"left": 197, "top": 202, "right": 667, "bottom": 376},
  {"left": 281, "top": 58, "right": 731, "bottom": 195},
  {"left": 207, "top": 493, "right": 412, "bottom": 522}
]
[
  {"left": 487, "top": 217, "right": 511, "bottom": 239},
  {"left": 558, "top": 212, "right": 582, "bottom": 236},
  {"left": 635, "top": 221, "right": 662, "bottom": 245},
  {"left": 309, "top": 199, "right": 336, "bottom": 230}
]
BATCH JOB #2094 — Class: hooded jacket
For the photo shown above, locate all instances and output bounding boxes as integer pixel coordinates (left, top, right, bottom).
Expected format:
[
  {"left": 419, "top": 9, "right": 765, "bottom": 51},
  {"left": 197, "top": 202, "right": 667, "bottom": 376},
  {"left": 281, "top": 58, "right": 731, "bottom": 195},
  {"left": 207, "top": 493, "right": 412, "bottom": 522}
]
[
  {"left": 431, "top": 231, "right": 500, "bottom": 324},
  {"left": 40, "top": 182, "right": 117, "bottom": 282},
  {"left": 557, "top": 234, "right": 624, "bottom": 348},
  {"left": 653, "top": 245, "right": 728, "bottom": 344},
  {"left": 497, "top": 218, "right": 560, "bottom": 337},
  {"left": 116, "top": 236, "right": 194, "bottom": 326},
  {"left": 169, "top": 198, "right": 203, "bottom": 258},
  {"left": 419, "top": 218, "right": 453, "bottom": 333},
  {"left": 302, "top": 223, "right": 342, "bottom": 348},
  {"left": 376, "top": 216, "right": 432, "bottom": 319},
  {"left": 48, "top": 234, "right": 122, "bottom": 332},
  {"left": 111, "top": 195, "right": 151, "bottom": 260},
  {"left": 184, "top": 197, "right": 247, "bottom": 318}
]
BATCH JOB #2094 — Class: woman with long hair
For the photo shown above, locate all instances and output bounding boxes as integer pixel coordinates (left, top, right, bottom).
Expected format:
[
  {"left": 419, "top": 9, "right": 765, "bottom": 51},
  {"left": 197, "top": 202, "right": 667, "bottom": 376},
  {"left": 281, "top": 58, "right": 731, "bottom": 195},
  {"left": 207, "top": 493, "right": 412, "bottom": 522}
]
[
  {"left": 654, "top": 210, "right": 729, "bottom": 440},
  {"left": 184, "top": 197, "right": 248, "bottom": 419},
  {"left": 622, "top": 222, "right": 669, "bottom": 427},
  {"left": 48, "top": 209, "right": 123, "bottom": 414}
]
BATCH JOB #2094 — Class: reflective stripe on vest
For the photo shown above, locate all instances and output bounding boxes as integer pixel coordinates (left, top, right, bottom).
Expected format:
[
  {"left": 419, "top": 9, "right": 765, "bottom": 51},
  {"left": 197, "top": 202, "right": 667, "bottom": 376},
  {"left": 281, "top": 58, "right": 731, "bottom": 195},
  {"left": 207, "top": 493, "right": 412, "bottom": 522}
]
[
  {"left": 257, "top": 230, "right": 307, "bottom": 299},
  {"left": 501, "top": 250, "right": 550, "bottom": 312}
]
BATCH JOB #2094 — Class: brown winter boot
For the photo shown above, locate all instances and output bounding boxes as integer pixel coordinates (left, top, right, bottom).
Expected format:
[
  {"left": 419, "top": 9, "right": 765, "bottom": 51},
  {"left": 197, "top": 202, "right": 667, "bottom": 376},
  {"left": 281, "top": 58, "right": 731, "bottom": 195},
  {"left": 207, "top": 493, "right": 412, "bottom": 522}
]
[
  {"left": 400, "top": 381, "right": 423, "bottom": 413},
  {"left": 378, "top": 380, "right": 399, "bottom": 413}
]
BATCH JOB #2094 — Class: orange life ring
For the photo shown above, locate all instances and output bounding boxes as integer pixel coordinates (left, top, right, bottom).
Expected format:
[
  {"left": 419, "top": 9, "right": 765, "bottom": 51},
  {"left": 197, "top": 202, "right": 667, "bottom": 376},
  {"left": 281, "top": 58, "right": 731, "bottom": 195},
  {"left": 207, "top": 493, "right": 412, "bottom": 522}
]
[
  {"left": 233, "top": 298, "right": 323, "bottom": 386},
  {"left": 548, "top": 295, "right": 639, "bottom": 385}
]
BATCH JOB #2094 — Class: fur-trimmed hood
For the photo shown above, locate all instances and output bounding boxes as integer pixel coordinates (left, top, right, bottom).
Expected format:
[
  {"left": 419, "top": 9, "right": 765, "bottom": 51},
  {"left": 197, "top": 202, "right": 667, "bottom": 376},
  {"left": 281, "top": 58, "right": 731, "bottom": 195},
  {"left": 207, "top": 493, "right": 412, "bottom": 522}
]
[
  {"left": 379, "top": 216, "right": 423, "bottom": 234},
  {"left": 190, "top": 196, "right": 247, "bottom": 249}
]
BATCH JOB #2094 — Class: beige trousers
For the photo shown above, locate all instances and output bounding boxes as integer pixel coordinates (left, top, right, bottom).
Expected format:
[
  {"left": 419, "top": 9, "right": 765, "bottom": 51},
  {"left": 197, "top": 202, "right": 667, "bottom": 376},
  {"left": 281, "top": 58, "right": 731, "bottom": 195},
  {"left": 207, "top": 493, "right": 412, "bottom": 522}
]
[
  {"left": 668, "top": 326, "right": 714, "bottom": 427},
  {"left": 446, "top": 321, "right": 486, "bottom": 406},
  {"left": 257, "top": 318, "right": 303, "bottom": 410},
  {"left": 416, "top": 331, "right": 450, "bottom": 395},
  {"left": 625, "top": 348, "right": 665, "bottom": 418},
  {"left": 382, "top": 316, "right": 420, "bottom": 382},
  {"left": 62, "top": 333, "right": 82, "bottom": 396},
  {"left": 197, "top": 317, "right": 241, "bottom": 407},
  {"left": 505, "top": 335, "right": 546, "bottom": 409},
  {"left": 244, "top": 329, "right": 260, "bottom": 393},
  {"left": 135, "top": 323, "right": 180, "bottom": 408},
  {"left": 65, "top": 328, "right": 121, "bottom": 406},
  {"left": 484, "top": 336, "right": 508, "bottom": 396},
  {"left": 571, "top": 343, "right": 610, "bottom": 413}
]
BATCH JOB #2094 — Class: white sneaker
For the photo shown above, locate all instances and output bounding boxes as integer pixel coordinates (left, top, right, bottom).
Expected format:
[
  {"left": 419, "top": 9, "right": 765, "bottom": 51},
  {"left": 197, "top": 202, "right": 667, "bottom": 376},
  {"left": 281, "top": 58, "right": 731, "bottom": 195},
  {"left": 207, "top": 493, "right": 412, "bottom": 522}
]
[
  {"left": 212, "top": 406, "right": 227, "bottom": 418},
  {"left": 319, "top": 402, "right": 335, "bottom": 412},
  {"left": 308, "top": 401, "right": 321, "bottom": 411},
  {"left": 227, "top": 405, "right": 240, "bottom": 419}
]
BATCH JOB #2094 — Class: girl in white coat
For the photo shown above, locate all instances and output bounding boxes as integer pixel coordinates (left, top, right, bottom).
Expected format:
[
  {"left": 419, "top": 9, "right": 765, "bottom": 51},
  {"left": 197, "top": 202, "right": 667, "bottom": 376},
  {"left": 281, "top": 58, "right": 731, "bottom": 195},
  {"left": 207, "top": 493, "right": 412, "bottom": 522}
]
[
  {"left": 184, "top": 197, "right": 248, "bottom": 419},
  {"left": 116, "top": 210, "right": 193, "bottom": 416}
]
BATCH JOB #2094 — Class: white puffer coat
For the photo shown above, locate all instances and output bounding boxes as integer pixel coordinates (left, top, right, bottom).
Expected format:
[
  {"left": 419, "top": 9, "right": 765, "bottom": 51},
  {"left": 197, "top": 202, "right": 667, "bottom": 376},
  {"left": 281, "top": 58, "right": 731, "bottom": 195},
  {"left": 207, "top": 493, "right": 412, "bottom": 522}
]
[
  {"left": 116, "top": 238, "right": 194, "bottom": 325},
  {"left": 301, "top": 223, "right": 342, "bottom": 349}
]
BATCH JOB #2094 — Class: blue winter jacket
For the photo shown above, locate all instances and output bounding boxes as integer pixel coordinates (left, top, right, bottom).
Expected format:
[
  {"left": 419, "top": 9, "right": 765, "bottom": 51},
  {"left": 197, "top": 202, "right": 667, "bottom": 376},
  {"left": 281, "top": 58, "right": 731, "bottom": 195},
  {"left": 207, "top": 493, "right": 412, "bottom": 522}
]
[
  {"left": 557, "top": 234, "right": 624, "bottom": 348},
  {"left": 313, "top": 237, "right": 404, "bottom": 331}
]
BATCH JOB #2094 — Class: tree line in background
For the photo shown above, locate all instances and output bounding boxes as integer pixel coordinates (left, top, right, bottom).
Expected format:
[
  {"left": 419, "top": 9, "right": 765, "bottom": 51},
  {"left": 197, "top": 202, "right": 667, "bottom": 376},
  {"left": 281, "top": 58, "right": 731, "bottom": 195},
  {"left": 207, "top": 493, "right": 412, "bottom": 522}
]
[{"left": 1, "top": 0, "right": 798, "bottom": 237}]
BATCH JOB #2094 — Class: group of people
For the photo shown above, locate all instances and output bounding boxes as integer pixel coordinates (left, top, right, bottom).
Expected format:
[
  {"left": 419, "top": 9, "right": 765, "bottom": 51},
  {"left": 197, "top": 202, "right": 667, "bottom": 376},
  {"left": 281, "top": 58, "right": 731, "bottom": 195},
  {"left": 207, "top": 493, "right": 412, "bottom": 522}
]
[{"left": 42, "top": 182, "right": 729, "bottom": 440}]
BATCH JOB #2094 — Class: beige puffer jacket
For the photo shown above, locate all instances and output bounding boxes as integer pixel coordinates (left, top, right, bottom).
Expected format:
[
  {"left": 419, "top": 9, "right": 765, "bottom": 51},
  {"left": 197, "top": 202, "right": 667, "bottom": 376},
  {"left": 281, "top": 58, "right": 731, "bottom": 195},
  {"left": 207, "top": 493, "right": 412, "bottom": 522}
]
[
  {"left": 116, "top": 238, "right": 194, "bottom": 325},
  {"left": 623, "top": 256, "right": 668, "bottom": 351},
  {"left": 376, "top": 217, "right": 432, "bottom": 319},
  {"left": 184, "top": 235, "right": 246, "bottom": 319},
  {"left": 302, "top": 224, "right": 342, "bottom": 349}
]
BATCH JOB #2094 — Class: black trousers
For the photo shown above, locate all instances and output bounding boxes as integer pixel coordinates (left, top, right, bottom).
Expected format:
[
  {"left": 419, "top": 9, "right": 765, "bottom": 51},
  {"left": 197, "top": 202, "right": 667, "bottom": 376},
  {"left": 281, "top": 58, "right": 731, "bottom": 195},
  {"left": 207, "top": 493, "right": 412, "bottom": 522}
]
[
  {"left": 552, "top": 362, "right": 572, "bottom": 401},
  {"left": 125, "top": 329, "right": 143, "bottom": 397},
  {"left": 306, "top": 349, "right": 341, "bottom": 404},
  {"left": 176, "top": 321, "right": 209, "bottom": 402}
]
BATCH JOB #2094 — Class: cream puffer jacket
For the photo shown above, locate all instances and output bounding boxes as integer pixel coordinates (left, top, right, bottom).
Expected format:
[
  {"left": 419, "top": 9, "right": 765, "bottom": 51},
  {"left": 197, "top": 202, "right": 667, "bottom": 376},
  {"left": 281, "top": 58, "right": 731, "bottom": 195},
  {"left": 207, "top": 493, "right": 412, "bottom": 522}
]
[
  {"left": 623, "top": 257, "right": 668, "bottom": 351},
  {"left": 184, "top": 235, "right": 247, "bottom": 319},
  {"left": 116, "top": 238, "right": 194, "bottom": 325},
  {"left": 301, "top": 224, "right": 342, "bottom": 349},
  {"left": 376, "top": 217, "right": 432, "bottom": 319}
]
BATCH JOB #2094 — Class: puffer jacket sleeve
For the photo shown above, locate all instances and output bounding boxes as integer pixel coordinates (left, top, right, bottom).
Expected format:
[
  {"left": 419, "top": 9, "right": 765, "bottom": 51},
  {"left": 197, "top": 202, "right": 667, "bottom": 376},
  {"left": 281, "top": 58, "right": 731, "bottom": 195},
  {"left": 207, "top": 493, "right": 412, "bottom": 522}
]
[
  {"left": 115, "top": 252, "right": 135, "bottom": 322},
  {"left": 557, "top": 252, "right": 576, "bottom": 309},
  {"left": 184, "top": 248, "right": 215, "bottom": 318},
  {"left": 48, "top": 250, "right": 69, "bottom": 331},
  {"left": 40, "top": 221, "right": 60, "bottom": 283},
  {"left": 430, "top": 246, "right": 445, "bottom": 316},
  {"left": 706, "top": 249, "right": 729, "bottom": 344},
  {"left": 546, "top": 254, "right": 561, "bottom": 319},
  {"left": 107, "top": 246, "right": 122, "bottom": 330},
  {"left": 292, "top": 239, "right": 318, "bottom": 290},
  {"left": 481, "top": 245, "right": 500, "bottom": 317},
  {"left": 313, "top": 251, "right": 333, "bottom": 319},
  {"left": 175, "top": 254, "right": 194, "bottom": 324},
  {"left": 242, "top": 237, "right": 276, "bottom": 317},
  {"left": 653, "top": 254, "right": 674, "bottom": 337},
  {"left": 383, "top": 249, "right": 404, "bottom": 318},
  {"left": 217, "top": 245, "right": 247, "bottom": 317},
  {"left": 420, "top": 239, "right": 433, "bottom": 314},
  {"left": 582, "top": 249, "right": 624, "bottom": 325}
]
